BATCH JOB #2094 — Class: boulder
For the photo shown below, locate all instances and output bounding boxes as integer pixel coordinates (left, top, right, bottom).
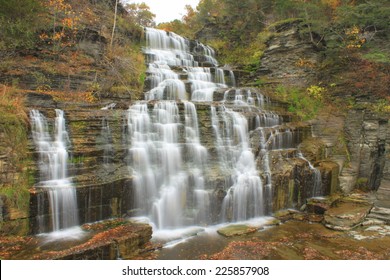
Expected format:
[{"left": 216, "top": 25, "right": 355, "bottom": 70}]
[
  {"left": 324, "top": 199, "right": 373, "bottom": 231},
  {"left": 217, "top": 224, "right": 258, "bottom": 237}
]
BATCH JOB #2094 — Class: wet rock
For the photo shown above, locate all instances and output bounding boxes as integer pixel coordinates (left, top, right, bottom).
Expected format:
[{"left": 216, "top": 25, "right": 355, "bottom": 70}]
[
  {"left": 274, "top": 209, "right": 300, "bottom": 222},
  {"left": 306, "top": 214, "right": 323, "bottom": 223},
  {"left": 217, "top": 224, "right": 258, "bottom": 237},
  {"left": 317, "top": 161, "right": 339, "bottom": 194},
  {"left": 263, "top": 218, "right": 282, "bottom": 226},
  {"left": 306, "top": 197, "right": 334, "bottom": 214},
  {"left": 35, "top": 220, "right": 152, "bottom": 260},
  {"left": 362, "top": 218, "right": 386, "bottom": 227},
  {"left": 367, "top": 207, "right": 390, "bottom": 224},
  {"left": 324, "top": 199, "right": 373, "bottom": 231},
  {"left": 365, "top": 225, "right": 390, "bottom": 236}
]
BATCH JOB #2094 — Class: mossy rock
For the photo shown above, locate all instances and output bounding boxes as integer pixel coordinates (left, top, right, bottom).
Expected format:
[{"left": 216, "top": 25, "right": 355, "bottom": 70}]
[{"left": 217, "top": 224, "right": 258, "bottom": 237}]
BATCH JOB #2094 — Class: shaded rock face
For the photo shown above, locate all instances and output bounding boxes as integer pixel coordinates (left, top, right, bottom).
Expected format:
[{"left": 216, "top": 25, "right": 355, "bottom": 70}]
[
  {"left": 258, "top": 20, "right": 324, "bottom": 87},
  {"left": 344, "top": 109, "right": 389, "bottom": 192}
]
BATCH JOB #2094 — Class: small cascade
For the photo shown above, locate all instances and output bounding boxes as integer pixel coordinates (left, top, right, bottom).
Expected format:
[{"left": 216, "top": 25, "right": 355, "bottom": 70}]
[
  {"left": 143, "top": 28, "right": 232, "bottom": 102},
  {"left": 193, "top": 41, "right": 218, "bottom": 66},
  {"left": 211, "top": 106, "right": 264, "bottom": 221},
  {"left": 145, "top": 63, "right": 187, "bottom": 100},
  {"left": 188, "top": 67, "right": 226, "bottom": 101},
  {"left": 298, "top": 152, "right": 323, "bottom": 197},
  {"left": 258, "top": 128, "right": 273, "bottom": 213},
  {"left": 228, "top": 70, "right": 236, "bottom": 87},
  {"left": 144, "top": 27, "right": 195, "bottom": 66},
  {"left": 256, "top": 112, "right": 281, "bottom": 128},
  {"left": 101, "top": 118, "right": 113, "bottom": 165},
  {"left": 183, "top": 101, "right": 209, "bottom": 224},
  {"left": 215, "top": 68, "right": 225, "bottom": 84},
  {"left": 268, "top": 129, "right": 294, "bottom": 150},
  {"left": 30, "top": 109, "right": 79, "bottom": 233}
]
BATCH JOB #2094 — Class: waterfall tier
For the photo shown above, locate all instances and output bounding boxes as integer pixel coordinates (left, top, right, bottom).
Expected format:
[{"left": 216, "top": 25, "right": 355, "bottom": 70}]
[{"left": 30, "top": 109, "right": 79, "bottom": 233}]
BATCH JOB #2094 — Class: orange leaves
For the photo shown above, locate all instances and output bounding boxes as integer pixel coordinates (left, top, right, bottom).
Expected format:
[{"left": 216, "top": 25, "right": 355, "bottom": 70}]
[{"left": 41, "top": 0, "right": 81, "bottom": 51}]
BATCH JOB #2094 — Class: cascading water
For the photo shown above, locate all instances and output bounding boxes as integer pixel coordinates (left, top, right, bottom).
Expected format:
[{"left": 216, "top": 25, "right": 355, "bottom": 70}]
[
  {"left": 30, "top": 109, "right": 79, "bottom": 233},
  {"left": 126, "top": 101, "right": 209, "bottom": 228},
  {"left": 211, "top": 106, "right": 264, "bottom": 221},
  {"left": 124, "top": 27, "right": 321, "bottom": 231},
  {"left": 126, "top": 28, "right": 271, "bottom": 229},
  {"left": 298, "top": 152, "right": 323, "bottom": 197}
]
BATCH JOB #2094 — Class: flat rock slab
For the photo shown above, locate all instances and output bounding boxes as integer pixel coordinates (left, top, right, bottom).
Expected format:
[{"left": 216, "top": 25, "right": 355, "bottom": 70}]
[
  {"left": 217, "top": 224, "right": 258, "bottom": 237},
  {"left": 324, "top": 200, "right": 373, "bottom": 231},
  {"left": 306, "top": 197, "right": 336, "bottom": 214}
]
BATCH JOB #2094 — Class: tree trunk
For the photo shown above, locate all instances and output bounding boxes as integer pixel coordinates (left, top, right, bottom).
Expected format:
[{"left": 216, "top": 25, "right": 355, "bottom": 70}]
[{"left": 110, "top": 0, "right": 119, "bottom": 49}]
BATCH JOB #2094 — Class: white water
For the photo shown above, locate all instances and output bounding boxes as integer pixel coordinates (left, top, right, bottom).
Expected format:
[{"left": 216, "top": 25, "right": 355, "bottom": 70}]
[
  {"left": 298, "top": 152, "right": 323, "bottom": 197},
  {"left": 126, "top": 101, "right": 211, "bottom": 229},
  {"left": 216, "top": 107, "right": 265, "bottom": 221},
  {"left": 30, "top": 109, "right": 79, "bottom": 233},
  {"left": 126, "top": 28, "right": 321, "bottom": 233},
  {"left": 144, "top": 27, "right": 231, "bottom": 101}
]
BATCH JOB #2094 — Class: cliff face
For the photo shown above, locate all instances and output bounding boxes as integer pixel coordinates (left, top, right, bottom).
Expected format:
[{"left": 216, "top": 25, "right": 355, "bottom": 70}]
[
  {"left": 257, "top": 20, "right": 324, "bottom": 87},
  {"left": 255, "top": 19, "right": 390, "bottom": 196}
]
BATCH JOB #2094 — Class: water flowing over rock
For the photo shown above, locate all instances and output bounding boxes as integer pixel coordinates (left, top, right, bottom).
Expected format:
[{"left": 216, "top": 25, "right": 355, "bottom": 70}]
[
  {"left": 30, "top": 109, "right": 79, "bottom": 233},
  {"left": 26, "top": 28, "right": 334, "bottom": 236},
  {"left": 122, "top": 28, "right": 327, "bottom": 229}
]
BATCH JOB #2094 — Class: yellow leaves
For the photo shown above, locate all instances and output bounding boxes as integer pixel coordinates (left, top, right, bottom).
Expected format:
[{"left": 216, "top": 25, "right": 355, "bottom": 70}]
[
  {"left": 39, "top": 33, "right": 49, "bottom": 40},
  {"left": 345, "top": 26, "right": 360, "bottom": 35},
  {"left": 53, "top": 31, "right": 64, "bottom": 41},
  {"left": 344, "top": 26, "right": 366, "bottom": 49},
  {"left": 306, "top": 85, "right": 326, "bottom": 100}
]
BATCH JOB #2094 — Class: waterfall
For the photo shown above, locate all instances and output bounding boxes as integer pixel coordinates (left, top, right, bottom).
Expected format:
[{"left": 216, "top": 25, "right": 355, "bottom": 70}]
[
  {"left": 143, "top": 27, "right": 230, "bottom": 101},
  {"left": 124, "top": 27, "right": 287, "bottom": 229},
  {"left": 30, "top": 109, "right": 79, "bottom": 233},
  {"left": 298, "top": 152, "right": 323, "bottom": 197},
  {"left": 101, "top": 118, "right": 113, "bottom": 165},
  {"left": 212, "top": 107, "right": 265, "bottom": 221}
]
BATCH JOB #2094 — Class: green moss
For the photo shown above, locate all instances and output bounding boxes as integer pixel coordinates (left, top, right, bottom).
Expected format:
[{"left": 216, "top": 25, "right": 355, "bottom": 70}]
[
  {"left": 268, "top": 18, "right": 303, "bottom": 32},
  {"left": 274, "top": 85, "right": 324, "bottom": 121},
  {"left": 362, "top": 51, "right": 390, "bottom": 63},
  {"left": 70, "top": 121, "right": 88, "bottom": 131},
  {"left": 355, "top": 177, "right": 369, "bottom": 191}
]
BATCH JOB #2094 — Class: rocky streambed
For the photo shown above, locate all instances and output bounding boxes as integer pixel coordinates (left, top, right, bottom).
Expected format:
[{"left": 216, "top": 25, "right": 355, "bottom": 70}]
[{"left": 152, "top": 192, "right": 390, "bottom": 260}]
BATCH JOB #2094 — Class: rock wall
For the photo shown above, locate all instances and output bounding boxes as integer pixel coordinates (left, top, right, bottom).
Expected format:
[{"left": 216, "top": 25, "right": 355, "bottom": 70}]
[
  {"left": 344, "top": 109, "right": 389, "bottom": 193},
  {"left": 257, "top": 19, "right": 324, "bottom": 87},
  {"left": 23, "top": 90, "right": 340, "bottom": 233}
]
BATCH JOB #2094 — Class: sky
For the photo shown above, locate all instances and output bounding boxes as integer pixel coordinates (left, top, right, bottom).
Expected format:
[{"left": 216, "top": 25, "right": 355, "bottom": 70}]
[{"left": 122, "top": 0, "right": 201, "bottom": 24}]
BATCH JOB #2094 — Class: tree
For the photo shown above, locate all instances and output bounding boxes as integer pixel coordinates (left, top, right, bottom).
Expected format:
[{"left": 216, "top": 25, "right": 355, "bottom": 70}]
[
  {"left": 336, "top": 0, "right": 390, "bottom": 38},
  {"left": 111, "top": 0, "right": 119, "bottom": 48},
  {"left": 125, "top": 2, "right": 156, "bottom": 27}
]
